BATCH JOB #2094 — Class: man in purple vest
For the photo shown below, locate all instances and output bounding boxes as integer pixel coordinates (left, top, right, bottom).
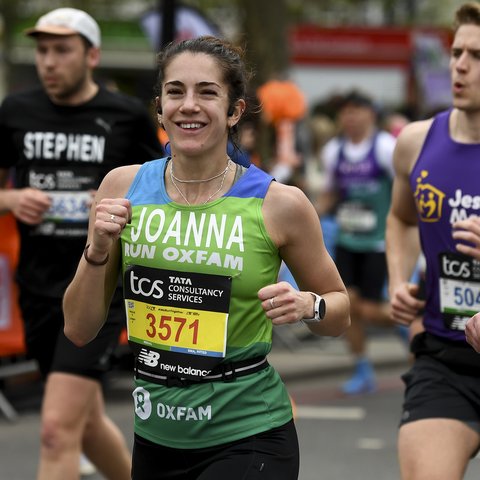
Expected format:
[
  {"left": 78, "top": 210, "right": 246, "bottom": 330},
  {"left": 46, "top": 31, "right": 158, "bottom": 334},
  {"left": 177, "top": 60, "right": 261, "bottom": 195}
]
[
  {"left": 386, "top": 3, "right": 480, "bottom": 478},
  {"left": 318, "top": 90, "right": 397, "bottom": 395}
]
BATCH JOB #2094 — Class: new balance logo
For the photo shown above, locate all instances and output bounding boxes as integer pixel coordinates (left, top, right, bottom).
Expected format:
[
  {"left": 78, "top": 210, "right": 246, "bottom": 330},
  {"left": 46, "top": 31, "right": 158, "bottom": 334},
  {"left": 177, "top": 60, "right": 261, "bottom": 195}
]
[{"left": 138, "top": 349, "right": 160, "bottom": 366}]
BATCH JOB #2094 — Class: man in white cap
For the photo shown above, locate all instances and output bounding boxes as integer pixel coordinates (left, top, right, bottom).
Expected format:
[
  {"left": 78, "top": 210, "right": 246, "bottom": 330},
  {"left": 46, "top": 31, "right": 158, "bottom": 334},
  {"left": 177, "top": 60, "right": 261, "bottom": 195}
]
[{"left": 0, "top": 8, "right": 162, "bottom": 480}]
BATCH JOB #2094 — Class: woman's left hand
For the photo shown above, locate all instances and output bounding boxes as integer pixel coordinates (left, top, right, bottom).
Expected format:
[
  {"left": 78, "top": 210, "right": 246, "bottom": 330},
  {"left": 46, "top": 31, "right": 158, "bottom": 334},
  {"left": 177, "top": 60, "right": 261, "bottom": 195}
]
[{"left": 258, "top": 281, "right": 312, "bottom": 325}]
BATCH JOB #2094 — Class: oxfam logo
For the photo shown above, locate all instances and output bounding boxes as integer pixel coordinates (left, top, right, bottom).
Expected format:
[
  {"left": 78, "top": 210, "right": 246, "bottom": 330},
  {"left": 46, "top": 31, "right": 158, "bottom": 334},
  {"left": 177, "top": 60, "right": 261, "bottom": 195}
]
[{"left": 133, "top": 387, "right": 152, "bottom": 420}]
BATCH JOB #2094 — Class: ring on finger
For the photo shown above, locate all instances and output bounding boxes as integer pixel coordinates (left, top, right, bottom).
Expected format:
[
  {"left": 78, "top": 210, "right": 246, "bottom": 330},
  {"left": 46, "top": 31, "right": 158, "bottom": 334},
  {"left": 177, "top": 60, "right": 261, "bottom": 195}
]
[
  {"left": 110, "top": 214, "right": 116, "bottom": 222},
  {"left": 269, "top": 297, "right": 276, "bottom": 310}
]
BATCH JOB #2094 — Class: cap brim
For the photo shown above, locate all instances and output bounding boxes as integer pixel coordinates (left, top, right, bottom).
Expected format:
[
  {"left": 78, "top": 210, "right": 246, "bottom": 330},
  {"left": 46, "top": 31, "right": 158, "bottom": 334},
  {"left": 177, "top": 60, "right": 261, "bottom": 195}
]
[{"left": 24, "top": 26, "right": 78, "bottom": 38}]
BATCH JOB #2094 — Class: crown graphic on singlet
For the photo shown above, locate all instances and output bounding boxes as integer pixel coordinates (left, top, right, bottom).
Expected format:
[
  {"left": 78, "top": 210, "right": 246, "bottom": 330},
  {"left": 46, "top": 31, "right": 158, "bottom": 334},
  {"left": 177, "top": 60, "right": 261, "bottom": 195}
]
[{"left": 413, "top": 170, "right": 445, "bottom": 222}]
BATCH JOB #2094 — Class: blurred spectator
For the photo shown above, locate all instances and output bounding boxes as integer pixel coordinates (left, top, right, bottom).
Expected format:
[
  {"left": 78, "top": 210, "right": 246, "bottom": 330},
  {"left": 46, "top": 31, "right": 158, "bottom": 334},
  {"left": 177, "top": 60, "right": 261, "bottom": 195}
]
[
  {"left": 0, "top": 8, "right": 162, "bottom": 479},
  {"left": 256, "top": 76, "right": 307, "bottom": 184},
  {"left": 256, "top": 78, "right": 308, "bottom": 288},
  {"left": 383, "top": 111, "right": 411, "bottom": 138},
  {"left": 304, "top": 104, "right": 338, "bottom": 257},
  {"left": 316, "top": 90, "right": 397, "bottom": 395}
]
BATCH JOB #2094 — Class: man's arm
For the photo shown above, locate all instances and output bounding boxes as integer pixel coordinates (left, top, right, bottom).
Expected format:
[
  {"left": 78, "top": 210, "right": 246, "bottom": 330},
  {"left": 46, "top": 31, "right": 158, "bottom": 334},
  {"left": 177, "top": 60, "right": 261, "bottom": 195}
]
[
  {"left": 0, "top": 100, "right": 52, "bottom": 224},
  {"left": 0, "top": 169, "right": 51, "bottom": 224},
  {"left": 314, "top": 139, "right": 339, "bottom": 217},
  {"left": 386, "top": 120, "right": 431, "bottom": 325}
]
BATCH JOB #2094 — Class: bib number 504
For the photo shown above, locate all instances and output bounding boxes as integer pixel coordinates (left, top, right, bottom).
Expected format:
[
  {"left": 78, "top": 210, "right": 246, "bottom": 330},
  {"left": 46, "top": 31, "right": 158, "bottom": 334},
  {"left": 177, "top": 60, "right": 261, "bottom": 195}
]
[
  {"left": 454, "top": 286, "right": 480, "bottom": 307},
  {"left": 145, "top": 313, "right": 199, "bottom": 344}
]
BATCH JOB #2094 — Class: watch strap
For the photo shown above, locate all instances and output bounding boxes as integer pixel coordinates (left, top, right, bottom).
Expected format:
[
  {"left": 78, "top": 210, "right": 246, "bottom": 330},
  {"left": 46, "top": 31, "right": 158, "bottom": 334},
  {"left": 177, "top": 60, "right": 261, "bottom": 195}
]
[{"left": 302, "top": 292, "right": 326, "bottom": 324}]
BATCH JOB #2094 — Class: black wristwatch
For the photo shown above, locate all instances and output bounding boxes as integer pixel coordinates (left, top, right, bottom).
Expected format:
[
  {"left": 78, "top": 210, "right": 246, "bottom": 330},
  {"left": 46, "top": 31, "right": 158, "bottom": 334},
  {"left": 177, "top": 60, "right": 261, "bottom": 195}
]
[{"left": 302, "top": 292, "right": 326, "bottom": 324}]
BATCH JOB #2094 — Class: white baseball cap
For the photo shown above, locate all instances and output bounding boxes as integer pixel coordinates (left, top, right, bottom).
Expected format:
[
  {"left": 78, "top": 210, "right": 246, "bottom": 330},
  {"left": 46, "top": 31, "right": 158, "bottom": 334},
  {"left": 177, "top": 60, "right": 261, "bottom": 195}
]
[{"left": 25, "top": 8, "right": 101, "bottom": 48}]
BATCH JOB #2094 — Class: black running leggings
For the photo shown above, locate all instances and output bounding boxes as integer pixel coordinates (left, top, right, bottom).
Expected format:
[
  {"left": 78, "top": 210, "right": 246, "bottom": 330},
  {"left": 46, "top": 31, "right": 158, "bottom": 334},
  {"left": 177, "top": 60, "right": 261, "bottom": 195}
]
[{"left": 131, "top": 419, "right": 299, "bottom": 480}]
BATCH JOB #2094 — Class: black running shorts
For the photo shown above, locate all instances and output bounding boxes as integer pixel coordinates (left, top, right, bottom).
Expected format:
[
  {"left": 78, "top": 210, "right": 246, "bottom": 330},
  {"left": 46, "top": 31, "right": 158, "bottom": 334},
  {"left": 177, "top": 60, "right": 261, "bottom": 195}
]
[
  {"left": 131, "top": 419, "right": 300, "bottom": 480},
  {"left": 400, "top": 333, "right": 480, "bottom": 436},
  {"left": 19, "top": 287, "right": 125, "bottom": 380},
  {"left": 334, "top": 246, "right": 387, "bottom": 301}
]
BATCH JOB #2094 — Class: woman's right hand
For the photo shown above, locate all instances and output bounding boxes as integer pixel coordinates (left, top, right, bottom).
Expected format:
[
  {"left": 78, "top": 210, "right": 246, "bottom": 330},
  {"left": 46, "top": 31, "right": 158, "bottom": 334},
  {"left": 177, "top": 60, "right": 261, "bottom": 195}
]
[{"left": 90, "top": 197, "right": 131, "bottom": 256}]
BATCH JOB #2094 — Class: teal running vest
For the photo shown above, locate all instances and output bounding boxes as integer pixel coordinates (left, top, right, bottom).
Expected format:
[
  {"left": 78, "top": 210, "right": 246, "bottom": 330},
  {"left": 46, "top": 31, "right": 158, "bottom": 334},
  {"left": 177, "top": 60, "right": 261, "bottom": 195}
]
[
  {"left": 120, "top": 158, "right": 293, "bottom": 448},
  {"left": 334, "top": 135, "right": 391, "bottom": 252}
]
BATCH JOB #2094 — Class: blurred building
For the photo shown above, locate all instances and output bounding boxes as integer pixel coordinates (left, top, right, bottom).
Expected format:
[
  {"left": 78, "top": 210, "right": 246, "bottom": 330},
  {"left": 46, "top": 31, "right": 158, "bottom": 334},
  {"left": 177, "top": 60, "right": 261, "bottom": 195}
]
[
  {"left": 289, "top": 25, "right": 452, "bottom": 116},
  {"left": 1, "top": 0, "right": 458, "bottom": 115}
]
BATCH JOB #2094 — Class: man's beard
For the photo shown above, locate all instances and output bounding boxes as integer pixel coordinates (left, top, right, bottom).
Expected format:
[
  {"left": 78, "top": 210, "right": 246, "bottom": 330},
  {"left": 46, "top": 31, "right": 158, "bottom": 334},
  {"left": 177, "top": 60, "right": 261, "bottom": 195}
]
[{"left": 44, "top": 71, "right": 89, "bottom": 103}]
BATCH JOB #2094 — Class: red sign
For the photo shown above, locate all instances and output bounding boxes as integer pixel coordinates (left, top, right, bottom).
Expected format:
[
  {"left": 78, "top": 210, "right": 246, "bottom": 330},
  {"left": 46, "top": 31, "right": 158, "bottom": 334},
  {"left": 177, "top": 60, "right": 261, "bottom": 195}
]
[{"left": 289, "top": 25, "right": 451, "bottom": 67}]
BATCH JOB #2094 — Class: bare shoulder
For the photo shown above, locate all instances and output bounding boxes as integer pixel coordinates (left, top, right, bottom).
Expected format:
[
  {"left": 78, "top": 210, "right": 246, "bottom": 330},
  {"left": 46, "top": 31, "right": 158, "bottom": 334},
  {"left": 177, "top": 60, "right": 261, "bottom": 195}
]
[
  {"left": 394, "top": 118, "right": 434, "bottom": 174},
  {"left": 263, "top": 181, "right": 317, "bottom": 246},
  {"left": 98, "top": 164, "right": 142, "bottom": 198},
  {"left": 405, "top": 117, "right": 432, "bottom": 133},
  {"left": 397, "top": 118, "right": 433, "bottom": 148},
  {"left": 265, "top": 181, "right": 310, "bottom": 214}
]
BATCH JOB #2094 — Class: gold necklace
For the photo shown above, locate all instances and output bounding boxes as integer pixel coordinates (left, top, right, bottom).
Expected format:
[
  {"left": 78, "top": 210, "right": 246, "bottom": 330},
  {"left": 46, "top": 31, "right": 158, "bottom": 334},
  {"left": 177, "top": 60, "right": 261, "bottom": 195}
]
[
  {"left": 171, "top": 158, "right": 231, "bottom": 183},
  {"left": 169, "top": 160, "right": 230, "bottom": 206}
]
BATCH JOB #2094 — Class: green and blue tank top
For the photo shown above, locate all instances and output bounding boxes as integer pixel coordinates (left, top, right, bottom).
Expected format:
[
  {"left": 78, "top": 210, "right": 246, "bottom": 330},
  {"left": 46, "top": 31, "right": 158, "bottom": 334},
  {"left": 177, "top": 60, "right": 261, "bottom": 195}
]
[{"left": 120, "top": 158, "right": 293, "bottom": 448}]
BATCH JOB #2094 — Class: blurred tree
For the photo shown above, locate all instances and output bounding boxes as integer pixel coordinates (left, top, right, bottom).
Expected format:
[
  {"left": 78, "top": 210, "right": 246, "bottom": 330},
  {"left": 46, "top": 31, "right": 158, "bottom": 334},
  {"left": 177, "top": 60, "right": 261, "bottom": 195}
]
[
  {"left": 233, "top": 0, "right": 290, "bottom": 169},
  {"left": 0, "top": 0, "right": 18, "bottom": 93},
  {"left": 236, "top": 0, "right": 289, "bottom": 89}
]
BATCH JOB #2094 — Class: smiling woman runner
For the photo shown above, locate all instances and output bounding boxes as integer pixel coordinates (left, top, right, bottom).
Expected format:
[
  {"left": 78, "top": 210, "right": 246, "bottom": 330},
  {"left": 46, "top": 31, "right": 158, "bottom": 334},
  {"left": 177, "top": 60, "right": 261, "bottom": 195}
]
[{"left": 63, "top": 35, "right": 350, "bottom": 480}]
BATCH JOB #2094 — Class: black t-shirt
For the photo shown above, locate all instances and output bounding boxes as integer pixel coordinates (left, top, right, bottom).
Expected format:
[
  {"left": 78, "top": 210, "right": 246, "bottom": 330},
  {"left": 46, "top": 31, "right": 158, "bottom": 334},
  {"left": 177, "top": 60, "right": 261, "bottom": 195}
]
[{"left": 0, "top": 86, "right": 163, "bottom": 297}]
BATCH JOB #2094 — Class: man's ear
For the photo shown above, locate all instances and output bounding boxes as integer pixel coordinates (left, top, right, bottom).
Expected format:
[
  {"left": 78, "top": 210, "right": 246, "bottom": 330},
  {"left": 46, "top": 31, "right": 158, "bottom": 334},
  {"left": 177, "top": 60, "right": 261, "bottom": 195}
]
[{"left": 87, "top": 46, "right": 101, "bottom": 69}]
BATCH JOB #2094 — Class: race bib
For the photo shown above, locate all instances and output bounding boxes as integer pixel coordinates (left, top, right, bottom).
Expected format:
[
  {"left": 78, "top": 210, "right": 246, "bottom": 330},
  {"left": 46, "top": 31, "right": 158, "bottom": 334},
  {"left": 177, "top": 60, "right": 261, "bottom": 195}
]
[
  {"left": 124, "top": 265, "right": 232, "bottom": 381},
  {"left": 439, "top": 252, "right": 480, "bottom": 331},
  {"left": 44, "top": 191, "right": 91, "bottom": 222},
  {"left": 27, "top": 166, "right": 98, "bottom": 237},
  {"left": 336, "top": 201, "right": 377, "bottom": 233}
]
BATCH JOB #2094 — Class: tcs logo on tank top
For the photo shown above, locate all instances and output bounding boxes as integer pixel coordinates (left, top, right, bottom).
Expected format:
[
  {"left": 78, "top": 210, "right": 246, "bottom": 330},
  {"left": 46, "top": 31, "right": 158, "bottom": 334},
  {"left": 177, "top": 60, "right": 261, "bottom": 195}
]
[
  {"left": 414, "top": 170, "right": 480, "bottom": 224},
  {"left": 129, "top": 270, "right": 164, "bottom": 299}
]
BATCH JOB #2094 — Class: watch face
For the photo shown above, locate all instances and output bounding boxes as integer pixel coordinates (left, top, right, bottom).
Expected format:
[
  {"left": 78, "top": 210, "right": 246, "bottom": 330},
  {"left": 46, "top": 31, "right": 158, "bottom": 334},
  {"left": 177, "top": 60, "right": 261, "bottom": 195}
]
[{"left": 319, "top": 297, "right": 326, "bottom": 319}]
